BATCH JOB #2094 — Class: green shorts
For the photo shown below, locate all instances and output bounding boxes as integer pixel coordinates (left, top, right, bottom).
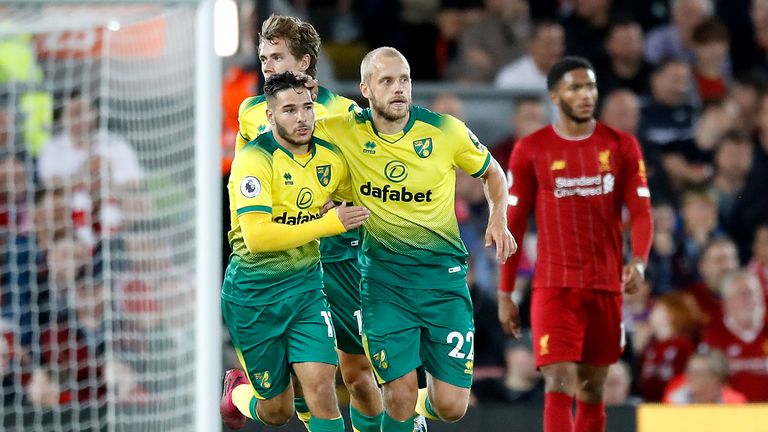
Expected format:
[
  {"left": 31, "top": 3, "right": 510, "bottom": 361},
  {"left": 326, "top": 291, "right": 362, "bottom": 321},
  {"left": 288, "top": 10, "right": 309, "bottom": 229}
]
[
  {"left": 323, "top": 259, "right": 364, "bottom": 354},
  {"left": 360, "top": 278, "right": 475, "bottom": 389},
  {"left": 222, "top": 290, "right": 339, "bottom": 400}
]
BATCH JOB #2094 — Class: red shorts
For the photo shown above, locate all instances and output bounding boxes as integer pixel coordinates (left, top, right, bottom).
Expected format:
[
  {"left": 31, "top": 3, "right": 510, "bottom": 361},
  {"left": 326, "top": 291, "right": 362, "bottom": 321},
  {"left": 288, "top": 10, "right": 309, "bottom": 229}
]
[{"left": 530, "top": 287, "right": 623, "bottom": 368}]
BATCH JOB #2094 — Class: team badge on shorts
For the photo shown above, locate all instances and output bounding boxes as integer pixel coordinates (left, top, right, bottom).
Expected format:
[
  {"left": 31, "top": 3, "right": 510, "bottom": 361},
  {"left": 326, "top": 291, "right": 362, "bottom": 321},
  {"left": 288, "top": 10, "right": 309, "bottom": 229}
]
[
  {"left": 252, "top": 371, "right": 272, "bottom": 389},
  {"left": 372, "top": 349, "right": 388, "bottom": 370},
  {"left": 464, "top": 360, "right": 474, "bottom": 374},
  {"left": 539, "top": 334, "right": 550, "bottom": 356}
]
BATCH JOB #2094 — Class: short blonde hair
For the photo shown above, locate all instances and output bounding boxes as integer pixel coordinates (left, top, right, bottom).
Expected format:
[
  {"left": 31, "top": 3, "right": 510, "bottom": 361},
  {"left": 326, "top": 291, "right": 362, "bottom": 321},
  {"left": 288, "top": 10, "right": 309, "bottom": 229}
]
[{"left": 360, "top": 47, "right": 409, "bottom": 83}]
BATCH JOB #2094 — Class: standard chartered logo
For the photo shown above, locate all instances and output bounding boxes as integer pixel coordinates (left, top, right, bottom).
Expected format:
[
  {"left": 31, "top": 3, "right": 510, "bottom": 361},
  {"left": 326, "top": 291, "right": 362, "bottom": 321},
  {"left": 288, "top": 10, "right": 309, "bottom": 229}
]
[
  {"left": 296, "top": 187, "right": 313, "bottom": 209},
  {"left": 384, "top": 160, "right": 408, "bottom": 183}
]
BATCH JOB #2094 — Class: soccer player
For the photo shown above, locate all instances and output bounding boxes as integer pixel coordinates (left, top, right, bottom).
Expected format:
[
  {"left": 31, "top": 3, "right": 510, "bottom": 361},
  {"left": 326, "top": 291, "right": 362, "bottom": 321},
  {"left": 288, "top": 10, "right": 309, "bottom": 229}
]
[
  {"left": 314, "top": 47, "right": 516, "bottom": 432},
  {"left": 498, "top": 56, "right": 653, "bottom": 432},
  {"left": 219, "top": 72, "right": 369, "bottom": 432},
  {"left": 233, "top": 15, "right": 395, "bottom": 432}
]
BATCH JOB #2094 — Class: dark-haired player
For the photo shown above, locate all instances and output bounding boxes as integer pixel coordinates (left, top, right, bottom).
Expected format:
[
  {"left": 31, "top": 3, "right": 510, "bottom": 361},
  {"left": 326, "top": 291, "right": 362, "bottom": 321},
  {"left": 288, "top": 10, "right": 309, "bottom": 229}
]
[
  {"left": 498, "top": 56, "right": 653, "bottom": 432},
  {"left": 220, "top": 72, "right": 369, "bottom": 432}
]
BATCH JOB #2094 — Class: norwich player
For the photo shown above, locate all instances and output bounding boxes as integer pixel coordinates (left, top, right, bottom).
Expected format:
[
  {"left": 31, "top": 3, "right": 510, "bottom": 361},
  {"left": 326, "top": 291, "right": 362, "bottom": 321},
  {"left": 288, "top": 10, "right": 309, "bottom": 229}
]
[
  {"left": 233, "top": 15, "right": 395, "bottom": 432},
  {"left": 314, "top": 47, "right": 517, "bottom": 431},
  {"left": 219, "top": 73, "right": 369, "bottom": 432}
]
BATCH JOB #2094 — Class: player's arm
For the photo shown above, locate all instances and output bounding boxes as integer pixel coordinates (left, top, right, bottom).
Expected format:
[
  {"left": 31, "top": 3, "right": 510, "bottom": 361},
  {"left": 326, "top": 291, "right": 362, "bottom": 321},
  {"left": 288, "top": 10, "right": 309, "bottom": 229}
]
[
  {"left": 453, "top": 124, "right": 517, "bottom": 263},
  {"left": 497, "top": 139, "right": 537, "bottom": 337},
  {"left": 234, "top": 97, "right": 259, "bottom": 153},
  {"left": 480, "top": 158, "right": 517, "bottom": 263},
  {"left": 620, "top": 134, "right": 654, "bottom": 294},
  {"left": 240, "top": 206, "right": 366, "bottom": 253}
]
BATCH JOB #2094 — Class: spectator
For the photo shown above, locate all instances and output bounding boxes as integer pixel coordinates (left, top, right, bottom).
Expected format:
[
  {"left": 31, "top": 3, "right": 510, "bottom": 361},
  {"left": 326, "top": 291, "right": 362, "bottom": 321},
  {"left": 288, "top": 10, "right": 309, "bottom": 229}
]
[
  {"left": 472, "top": 331, "right": 545, "bottom": 404},
  {"left": 729, "top": 0, "right": 768, "bottom": 73},
  {"left": 693, "top": 99, "right": 740, "bottom": 158},
  {"left": 691, "top": 19, "right": 731, "bottom": 103},
  {"left": 604, "top": 361, "right": 640, "bottom": 406},
  {"left": 491, "top": 97, "right": 547, "bottom": 172},
  {"left": 637, "top": 60, "right": 701, "bottom": 200},
  {"left": 495, "top": 20, "right": 564, "bottom": 91},
  {"left": 711, "top": 130, "right": 764, "bottom": 256},
  {"left": 37, "top": 93, "right": 142, "bottom": 189},
  {"left": 596, "top": 18, "right": 653, "bottom": 96},
  {"left": 672, "top": 188, "right": 724, "bottom": 285},
  {"left": 450, "top": 0, "right": 531, "bottom": 83},
  {"left": 647, "top": 202, "right": 677, "bottom": 294},
  {"left": 684, "top": 237, "right": 740, "bottom": 322},
  {"left": 747, "top": 224, "right": 768, "bottom": 298},
  {"left": 599, "top": 89, "right": 641, "bottom": 135},
  {"left": 37, "top": 94, "right": 141, "bottom": 245},
  {"left": 731, "top": 70, "right": 767, "bottom": 134},
  {"left": 561, "top": 0, "right": 614, "bottom": 65},
  {"left": 663, "top": 350, "right": 747, "bottom": 403},
  {"left": 430, "top": 93, "right": 466, "bottom": 120},
  {"left": 701, "top": 270, "right": 768, "bottom": 401},
  {"left": 639, "top": 293, "right": 703, "bottom": 401},
  {"left": 645, "top": 0, "right": 715, "bottom": 66}
]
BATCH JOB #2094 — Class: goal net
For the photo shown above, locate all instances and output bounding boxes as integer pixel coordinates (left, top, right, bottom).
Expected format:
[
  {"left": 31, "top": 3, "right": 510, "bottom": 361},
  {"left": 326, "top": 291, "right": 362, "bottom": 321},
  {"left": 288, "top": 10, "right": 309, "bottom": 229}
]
[{"left": 1, "top": 2, "right": 216, "bottom": 431}]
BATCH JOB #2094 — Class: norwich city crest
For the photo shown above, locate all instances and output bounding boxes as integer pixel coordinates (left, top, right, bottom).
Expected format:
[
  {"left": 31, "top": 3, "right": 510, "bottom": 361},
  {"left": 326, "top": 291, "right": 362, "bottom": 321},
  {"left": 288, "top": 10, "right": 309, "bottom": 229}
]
[
  {"left": 372, "top": 349, "right": 388, "bottom": 370},
  {"left": 412, "top": 138, "right": 433, "bottom": 158},
  {"left": 316, "top": 164, "right": 331, "bottom": 186},
  {"left": 252, "top": 371, "right": 272, "bottom": 389}
]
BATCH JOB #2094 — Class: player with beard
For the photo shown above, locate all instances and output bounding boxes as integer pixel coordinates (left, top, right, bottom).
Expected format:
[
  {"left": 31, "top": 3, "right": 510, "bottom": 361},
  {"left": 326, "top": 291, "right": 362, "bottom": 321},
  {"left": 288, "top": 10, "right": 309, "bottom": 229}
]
[
  {"left": 498, "top": 56, "right": 653, "bottom": 432},
  {"left": 220, "top": 72, "right": 370, "bottom": 432},
  {"left": 314, "top": 47, "right": 516, "bottom": 432}
]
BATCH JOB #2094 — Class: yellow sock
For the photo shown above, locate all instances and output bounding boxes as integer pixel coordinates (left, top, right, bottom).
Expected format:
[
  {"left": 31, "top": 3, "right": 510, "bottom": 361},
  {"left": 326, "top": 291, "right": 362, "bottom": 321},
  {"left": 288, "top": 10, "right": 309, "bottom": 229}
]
[
  {"left": 295, "top": 396, "right": 312, "bottom": 431},
  {"left": 415, "top": 388, "right": 440, "bottom": 421},
  {"left": 232, "top": 384, "right": 256, "bottom": 420}
]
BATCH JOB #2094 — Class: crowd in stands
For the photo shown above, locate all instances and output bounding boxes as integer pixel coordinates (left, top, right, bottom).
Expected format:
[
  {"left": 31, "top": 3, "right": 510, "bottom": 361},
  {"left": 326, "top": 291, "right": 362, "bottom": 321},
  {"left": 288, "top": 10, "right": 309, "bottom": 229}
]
[
  {"left": 1, "top": 42, "right": 187, "bottom": 411},
  {"left": 274, "top": 0, "right": 768, "bottom": 406},
  {"left": 3, "top": 0, "right": 768, "bottom": 414}
]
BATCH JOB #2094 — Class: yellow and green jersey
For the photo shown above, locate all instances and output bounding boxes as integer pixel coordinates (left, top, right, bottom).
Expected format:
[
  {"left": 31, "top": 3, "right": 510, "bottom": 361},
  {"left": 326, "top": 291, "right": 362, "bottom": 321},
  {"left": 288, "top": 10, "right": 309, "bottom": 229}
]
[
  {"left": 223, "top": 131, "right": 351, "bottom": 305},
  {"left": 236, "top": 86, "right": 359, "bottom": 263},
  {"left": 315, "top": 106, "right": 492, "bottom": 288}
]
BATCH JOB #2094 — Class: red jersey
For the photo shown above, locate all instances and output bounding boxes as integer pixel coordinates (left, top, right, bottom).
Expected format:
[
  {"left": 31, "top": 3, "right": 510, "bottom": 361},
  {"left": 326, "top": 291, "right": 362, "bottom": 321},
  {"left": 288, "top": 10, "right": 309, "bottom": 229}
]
[
  {"left": 702, "top": 318, "right": 768, "bottom": 402},
  {"left": 500, "top": 123, "right": 653, "bottom": 292},
  {"left": 639, "top": 336, "right": 696, "bottom": 402}
]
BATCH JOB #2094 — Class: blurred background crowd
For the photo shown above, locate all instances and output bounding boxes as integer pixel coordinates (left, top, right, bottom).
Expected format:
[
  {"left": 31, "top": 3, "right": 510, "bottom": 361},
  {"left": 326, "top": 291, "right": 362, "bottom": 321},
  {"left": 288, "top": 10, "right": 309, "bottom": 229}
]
[{"left": 2, "top": 0, "right": 768, "bottom": 414}]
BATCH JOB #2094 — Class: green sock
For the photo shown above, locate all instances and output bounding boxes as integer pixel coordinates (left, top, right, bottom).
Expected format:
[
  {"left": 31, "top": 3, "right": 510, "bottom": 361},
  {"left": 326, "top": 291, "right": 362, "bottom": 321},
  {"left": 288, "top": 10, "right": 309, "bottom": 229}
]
[
  {"left": 350, "top": 406, "right": 383, "bottom": 432},
  {"left": 380, "top": 412, "right": 414, "bottom": 432},
  {"left": 248, "top": 397, "right": 266, "bottom": 424},
  {"left": 308, "top": 416, "right": 345, "bottom": 432}
]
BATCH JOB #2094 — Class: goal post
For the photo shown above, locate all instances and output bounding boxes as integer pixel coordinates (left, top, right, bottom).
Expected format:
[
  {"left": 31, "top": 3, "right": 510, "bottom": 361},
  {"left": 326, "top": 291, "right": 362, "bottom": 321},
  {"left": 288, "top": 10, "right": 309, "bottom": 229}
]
[{"left": 0, "top": 1, "right": 221, "bottom": 431}]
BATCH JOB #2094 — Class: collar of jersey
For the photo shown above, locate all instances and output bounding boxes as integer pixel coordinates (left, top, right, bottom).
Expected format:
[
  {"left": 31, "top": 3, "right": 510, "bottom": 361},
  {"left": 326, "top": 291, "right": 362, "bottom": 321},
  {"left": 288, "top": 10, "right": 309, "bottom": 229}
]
[
  {"left": 360, "top": 106, "right": 417, "bottom": 143},
  {"left": 265, "top": 131, "right": 317, "bottom": 167}
]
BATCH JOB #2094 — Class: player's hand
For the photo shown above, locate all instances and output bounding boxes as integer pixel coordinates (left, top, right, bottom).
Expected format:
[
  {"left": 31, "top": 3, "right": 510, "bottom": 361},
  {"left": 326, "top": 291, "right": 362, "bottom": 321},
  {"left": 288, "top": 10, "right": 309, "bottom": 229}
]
[
  {"left": 622, "top": 258, "right": 645, "bottom": 295},
  {"left": 497, "top": 292, "right": 522, "bottom": 338},
  {"left": 485, "top": 219, "right": 517, "bottom": 263},
  {"left": 335, "top": 202, "right": 370, "bottom": 230},
  {"left": 320, "top": 198, "right": 336, "bottom": 216},
  {"left": 290, "top": 71, "right": 319, "bottom": 102}
]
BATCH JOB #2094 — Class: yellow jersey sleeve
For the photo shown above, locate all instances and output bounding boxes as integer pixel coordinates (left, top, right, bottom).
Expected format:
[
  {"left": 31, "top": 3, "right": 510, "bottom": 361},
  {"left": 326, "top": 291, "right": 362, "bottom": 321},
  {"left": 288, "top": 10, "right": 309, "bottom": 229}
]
[
  {"left": 446, "top": 117, "right": 492, "bottom": 178},
  {"left": 230, "top": 145, "right": 273, "bottom": 216},
  {"left": 236, "top": 95, "right": 268, "bottom": 153}
]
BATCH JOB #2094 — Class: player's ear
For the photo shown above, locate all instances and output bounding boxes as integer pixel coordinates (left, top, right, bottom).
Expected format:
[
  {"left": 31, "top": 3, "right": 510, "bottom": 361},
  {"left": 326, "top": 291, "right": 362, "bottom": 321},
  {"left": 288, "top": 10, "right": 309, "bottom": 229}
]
[
  {"left": 548, "top": 89, "right": 559, "bottom": 106},
  {"left": 266, "top": 108, "right": 275, "bottom": 125},
  {"left": 299, "top": 54, "right": 310, "bottom": 74},
  {"left": 360, "top": 81, "right": 370, "bottom": 99}
]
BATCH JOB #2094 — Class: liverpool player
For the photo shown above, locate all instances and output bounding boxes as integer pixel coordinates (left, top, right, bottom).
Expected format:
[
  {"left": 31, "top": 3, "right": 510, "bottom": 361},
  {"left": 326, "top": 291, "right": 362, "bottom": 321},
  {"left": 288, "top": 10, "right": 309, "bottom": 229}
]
[{"left": 498, "top": 57, "right": 653, "bottom": 432}]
